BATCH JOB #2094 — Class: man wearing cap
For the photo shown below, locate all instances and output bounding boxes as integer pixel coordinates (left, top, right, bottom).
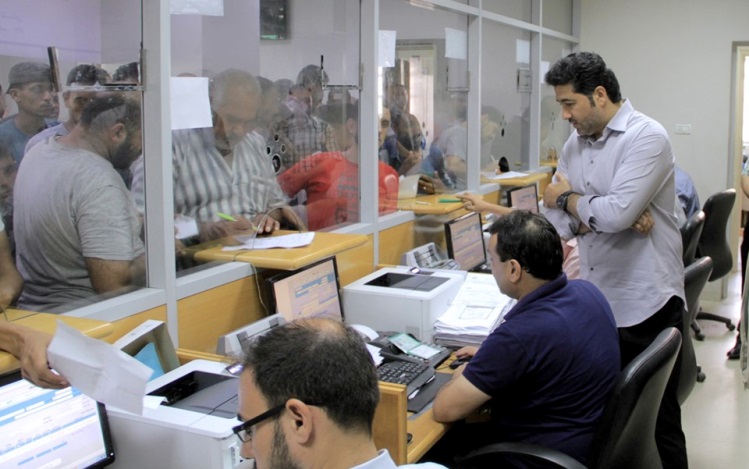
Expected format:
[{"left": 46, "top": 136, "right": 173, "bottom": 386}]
[
  {"left": 0, "top": 62, "right": 55, "bottom": 163},
  {"left": 24, "top": 64, "right": 109, "bottom": 155}
]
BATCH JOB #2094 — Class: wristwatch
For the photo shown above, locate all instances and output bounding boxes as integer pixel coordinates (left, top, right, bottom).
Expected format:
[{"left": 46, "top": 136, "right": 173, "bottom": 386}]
[{"left": 556, "top": 191, "right": 575, "bottom": 212}]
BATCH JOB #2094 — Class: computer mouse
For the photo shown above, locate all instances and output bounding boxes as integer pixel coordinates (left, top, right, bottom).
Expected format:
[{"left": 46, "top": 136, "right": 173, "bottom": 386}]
[{"left": 449, "top": 356, "right": 471, "bottom": 369}]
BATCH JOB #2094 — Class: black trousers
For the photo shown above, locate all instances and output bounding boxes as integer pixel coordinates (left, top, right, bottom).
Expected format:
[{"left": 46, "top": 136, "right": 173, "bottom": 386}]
[{"left": 618, "top": 295, "right": 688, "bottom": 469}]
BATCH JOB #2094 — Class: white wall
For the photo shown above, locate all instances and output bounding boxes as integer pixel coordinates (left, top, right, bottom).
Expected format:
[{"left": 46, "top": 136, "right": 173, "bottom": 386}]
[{"left": 580, "top": 0, "right": 749, "bottom": 202}]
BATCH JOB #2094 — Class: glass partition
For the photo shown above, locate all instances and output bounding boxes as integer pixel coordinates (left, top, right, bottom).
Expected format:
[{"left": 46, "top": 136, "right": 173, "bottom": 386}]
[
  {"left": 0, "top": 0, "right": 145, "bottom": 314},
  {"left": 481, "top": 20, "right": 532, "bottom": 173},
  {"left": 380, "top": 0, "right": 470, "bottom": 190},
  {"left": 478, "top": 0, "right": 532, "bottom": 23},
  {"left": 542, "top": 0, "right": 574, "bottom": 36},
  {"left": 166, "top": 0, "right": 363, "bottom": 274},
  {"left": 540, "top": 36, "right": 573, "bottom": 165}
]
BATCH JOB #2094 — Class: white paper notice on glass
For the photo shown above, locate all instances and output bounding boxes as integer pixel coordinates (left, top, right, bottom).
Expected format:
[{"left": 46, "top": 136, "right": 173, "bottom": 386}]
[
  {"left": 47, "top": 321, "right": 154, "bottom": 415},
  {"left": 379, "top": 30, "right": 397, "bottom": 68},
  {"left": 225, "top": 231, "right": 316, "bottom": 250},
  {"left": 171, "top": 77, "right": 213, "bottom": 130},
  {"left": 445, "top": 27, "right": 467, "bottom": 60},
  {"left": 171, "top": 0, "right": 224, "bottom": 16},
  {"left": 516, "top": 39, "right": 530, "bottom": 64}
]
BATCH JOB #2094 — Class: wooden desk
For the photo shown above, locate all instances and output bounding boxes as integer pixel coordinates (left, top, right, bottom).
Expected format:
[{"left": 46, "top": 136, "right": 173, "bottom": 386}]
[
  {"left": 0, "top": 311, "right": 114, "bottom": 375},
  {"left": 192, "top": 230, "right": 369, "bottom": 270},
  {"left": 398, "top": 194, "right": 466, "bottom": 215},
  {"left": 540, "top": 160, "right": 558, "bottom": 169}
]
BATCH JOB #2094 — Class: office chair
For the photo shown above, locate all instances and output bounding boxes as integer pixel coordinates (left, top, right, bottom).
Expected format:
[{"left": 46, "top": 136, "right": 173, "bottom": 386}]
[
  {"left": 680, "top": 210, "right": 705, "bottom": 267},
  {"left": 678, "top": 256, "right": 712, "bottom": 405},
  {"left": 692, "top": 189, "right": 737, "bottom": 338},
  {"left": 455, "top": 328, "right": 682, "bottom": 469}
]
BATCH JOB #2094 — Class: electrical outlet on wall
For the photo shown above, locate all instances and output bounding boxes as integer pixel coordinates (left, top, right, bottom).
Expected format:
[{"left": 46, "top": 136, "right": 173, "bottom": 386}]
[{"left": 675, "top": 124, "right": 692, "bottom": 135}]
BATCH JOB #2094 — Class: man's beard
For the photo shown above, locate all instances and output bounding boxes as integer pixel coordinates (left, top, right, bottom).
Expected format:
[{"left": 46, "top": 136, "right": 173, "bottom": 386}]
[
  {"left": 269, "top": 422, "right": 302, "bottom": 469},
  {"left": 111, "top": 135, "right": 139, "bottom": 170}
]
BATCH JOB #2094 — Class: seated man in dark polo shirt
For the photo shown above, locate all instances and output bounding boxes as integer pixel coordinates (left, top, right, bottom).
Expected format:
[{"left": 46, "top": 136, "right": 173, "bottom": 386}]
[{"left": 430, "top": 211, "right": 620, "bottom": 467}]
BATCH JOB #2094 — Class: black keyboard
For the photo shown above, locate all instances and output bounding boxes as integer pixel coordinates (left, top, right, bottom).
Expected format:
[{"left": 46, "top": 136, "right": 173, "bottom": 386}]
[{"left": 377, "top": 361, "right": 435, "bottom": 397}]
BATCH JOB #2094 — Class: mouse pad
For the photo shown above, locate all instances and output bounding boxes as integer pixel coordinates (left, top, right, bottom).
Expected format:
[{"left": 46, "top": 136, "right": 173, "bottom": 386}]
[{"left": 407, "top": 371, "right": 451, "bottom": 413}]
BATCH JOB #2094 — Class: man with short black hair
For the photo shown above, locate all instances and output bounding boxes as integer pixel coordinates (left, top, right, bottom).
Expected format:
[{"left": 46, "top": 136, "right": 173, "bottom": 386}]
[
  {"left": 542, "top": 52, "right": 687, "bottom": 469},
  {"left": 236, "top": 318, "right": 445, "bottom": 469},
  {"left": 0, "top": 62, "right": 55, "bottom": 163},
  {"left": 14, "top": 93, "right": 145, "bottom": 312},
  {"left": 430, "top": 211, "right": 620, "bottom": 467}
]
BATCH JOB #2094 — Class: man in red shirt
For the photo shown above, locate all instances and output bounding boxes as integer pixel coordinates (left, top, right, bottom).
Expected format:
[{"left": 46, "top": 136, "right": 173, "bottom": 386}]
[{"left": 278, "top": 103, "right": 399, "bottom": 231}]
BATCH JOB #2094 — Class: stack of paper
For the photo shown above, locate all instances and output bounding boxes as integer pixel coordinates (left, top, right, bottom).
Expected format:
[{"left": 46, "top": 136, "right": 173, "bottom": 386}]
[{"left": 433, "top": 273, "right": 516, "bottom": 348}]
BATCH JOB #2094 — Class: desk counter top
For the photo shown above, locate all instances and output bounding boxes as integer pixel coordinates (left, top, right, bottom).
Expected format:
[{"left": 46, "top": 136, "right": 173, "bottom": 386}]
[
  {"left": 0, "top": 311, "right": 114, "bottom": 375},
  {"left": 482, "top": 171, "right": 548, "bottom": 187},
  {"left": 397, "top": 194, "right": 466, "bottom": 215},
  {"left": 192, "top": 230, "right": 369, "bottom": 270}
]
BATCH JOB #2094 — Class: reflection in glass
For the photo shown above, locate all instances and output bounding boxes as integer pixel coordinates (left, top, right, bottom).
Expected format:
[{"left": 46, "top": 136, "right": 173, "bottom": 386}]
[
  {"left": 381, "top": 0, "right": 469, "bottom": 191},
  {"left": 541, "top": 37, "right": 573, "bottom": 164},
  {"left": 481, "top": 21, "right": 531, "bottom": 171}
]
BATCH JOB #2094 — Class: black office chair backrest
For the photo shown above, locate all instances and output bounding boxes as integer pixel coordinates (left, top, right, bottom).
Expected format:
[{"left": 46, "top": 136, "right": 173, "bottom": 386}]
[
  {"left": 680, "top": 210, "right": 705, "bottom": 266},
  {"left": 697, "top": 189, "right": 736, "bottom": 281},
  {"left": 678, "top": 257, "right": 712, "bottom": 405},
  {"left": 586, "top": 327, "right": 682, "bottom": 469}
]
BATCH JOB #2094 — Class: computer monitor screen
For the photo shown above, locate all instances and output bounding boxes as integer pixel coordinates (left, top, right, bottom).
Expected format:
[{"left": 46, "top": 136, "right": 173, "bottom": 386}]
[
  {"left": 507, "top": 184, "right": 539, "bottom": 213},
  {"left": 269, "top": 257, "right": 344, "bottom": 322},
  {"left": 444, "top": 212, "right": 487, "bottom": 271},
  {"left": 0, "top": 371, "right": 115, "bottom": 468}
]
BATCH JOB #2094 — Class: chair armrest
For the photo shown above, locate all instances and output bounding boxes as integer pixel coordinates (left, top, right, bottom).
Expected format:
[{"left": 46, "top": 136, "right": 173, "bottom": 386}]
[{"left": 457, "top": 442, "right": 587, "bottom": 469}]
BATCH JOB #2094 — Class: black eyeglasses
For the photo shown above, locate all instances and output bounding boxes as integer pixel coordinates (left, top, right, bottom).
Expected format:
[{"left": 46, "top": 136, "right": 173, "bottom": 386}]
[
  {"left": 232, "top": 401, "right": 323, "bottom": 443},
  {"left": 233, "top": 404, "right": 286, "bottom": 443}
]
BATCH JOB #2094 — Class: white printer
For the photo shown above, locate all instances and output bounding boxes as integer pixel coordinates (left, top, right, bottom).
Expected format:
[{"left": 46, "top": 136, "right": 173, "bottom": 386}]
[
  {"left": 342, "top": 266, "right": 466, "bottom": 341},
  {"left": 107, "top": 359, "right": 246, "bottom": 469}
]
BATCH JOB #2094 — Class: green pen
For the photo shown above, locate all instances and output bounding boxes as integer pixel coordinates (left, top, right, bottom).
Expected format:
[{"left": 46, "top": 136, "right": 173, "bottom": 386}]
[
  {"left": 439, "top": 198, "right": 462, "bottom": 203},
  {"left": 217, "top": 212, "right": 237, "bottom": 222}
]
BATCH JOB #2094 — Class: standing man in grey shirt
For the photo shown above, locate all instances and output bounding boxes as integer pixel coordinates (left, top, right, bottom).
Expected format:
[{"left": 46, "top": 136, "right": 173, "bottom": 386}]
[
  {"left": 14, "top": 93, "right": 145, "bottom": 313},
  {"left": 542, "top": 52, "right": 687, "bottom": 469}
]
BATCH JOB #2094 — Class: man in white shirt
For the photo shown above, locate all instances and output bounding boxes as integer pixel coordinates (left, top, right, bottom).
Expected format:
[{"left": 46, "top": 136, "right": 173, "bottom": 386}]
[
  {"left": 542, "top": 51, "right": 686, "bottom": 469},
  {"left": 235, "top": 318, "right": 446, "bottom": 469}
]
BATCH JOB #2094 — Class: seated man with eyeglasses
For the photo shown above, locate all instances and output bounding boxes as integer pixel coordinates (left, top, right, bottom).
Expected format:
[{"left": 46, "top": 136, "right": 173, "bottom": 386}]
[{"left": 234, "top": 318, "right": 446, "bottom": 469}]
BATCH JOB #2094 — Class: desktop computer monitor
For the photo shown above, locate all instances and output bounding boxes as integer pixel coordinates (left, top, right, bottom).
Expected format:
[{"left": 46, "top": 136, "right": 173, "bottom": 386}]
[
  {"left": 0, "top": 371, "right": 115, "bottom": 468},
  {"left": 444, "top": 212, "right": 487, "bottom": 272},
  {"left": 506, "top": 183, "right": 539, "bottom": 213},
  {"left": 268, "top": 256, "right": 344, "bottom": 323}
]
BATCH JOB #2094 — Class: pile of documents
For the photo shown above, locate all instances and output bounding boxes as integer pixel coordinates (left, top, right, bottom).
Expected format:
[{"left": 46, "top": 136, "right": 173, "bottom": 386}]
[{"left": 433, "top": 273, "right": 516, "bottom": 348}]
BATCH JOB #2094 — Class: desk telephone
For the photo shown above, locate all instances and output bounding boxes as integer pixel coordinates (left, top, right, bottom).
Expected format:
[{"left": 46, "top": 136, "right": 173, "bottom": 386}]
[
  {"left": 401, "top": 243, "right": 460, "bottom": 271},
  {"left": 369, "top": 331, "right": 452, "bottom": 369}
]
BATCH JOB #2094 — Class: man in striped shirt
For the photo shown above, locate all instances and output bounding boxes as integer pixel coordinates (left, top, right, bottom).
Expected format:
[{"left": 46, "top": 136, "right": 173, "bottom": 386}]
[{"left": 131, "top": 69, "right": 303, "bottom": 243}]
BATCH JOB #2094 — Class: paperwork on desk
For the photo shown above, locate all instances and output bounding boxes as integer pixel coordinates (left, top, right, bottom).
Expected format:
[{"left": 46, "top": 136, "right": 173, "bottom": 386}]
[
  {"left": 434, "top": 273, "right": 516, "bottom": 347},
  {"left": 48, "top": 321, "right": 155, "bottom": 415},
  {"left": 225, "top": 231, "right": 315, "bottom": 250},
  {"left": 481, "top": 170, "right": 529, "bottom": 180}
]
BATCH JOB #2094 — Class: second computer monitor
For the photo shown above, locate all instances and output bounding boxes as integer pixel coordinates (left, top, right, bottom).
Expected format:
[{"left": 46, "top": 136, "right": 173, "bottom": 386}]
[
  {"left": 444, "top": 212, "right": 487, "bottom": 272},
  {"left": 268, "top": 257, "right": 344, "bottom": 323},
  {"left": 506, "top": 183, "right": 539, "bottom": 214}
]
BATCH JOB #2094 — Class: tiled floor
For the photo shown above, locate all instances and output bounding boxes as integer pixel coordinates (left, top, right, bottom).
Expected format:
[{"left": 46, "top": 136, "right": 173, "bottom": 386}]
[{"left": 682, "top": 268, "right": 747, "bottom": 468}]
